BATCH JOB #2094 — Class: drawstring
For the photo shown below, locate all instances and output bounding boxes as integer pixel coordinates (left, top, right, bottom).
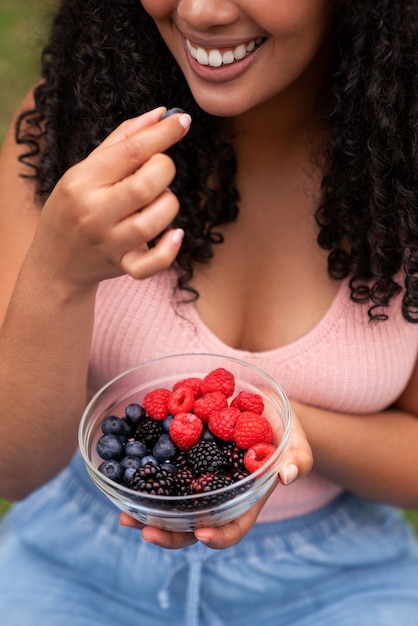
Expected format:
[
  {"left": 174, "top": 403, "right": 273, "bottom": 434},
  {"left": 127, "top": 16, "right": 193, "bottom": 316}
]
[
  {"left": 185, "top": 554, "right": 204, "bottom": 626},
  {"left": 157, "top": 543, "right": 207, "bottom": 626}
]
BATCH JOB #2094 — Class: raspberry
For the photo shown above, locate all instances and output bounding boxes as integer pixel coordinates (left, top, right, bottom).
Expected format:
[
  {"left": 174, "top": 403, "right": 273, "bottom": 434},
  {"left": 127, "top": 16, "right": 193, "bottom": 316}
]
[
  {"left": 193, "top": 391, "right": 228, "bottom": 423},
  {"left": 201, "top": 367, "right": 235, "bottom": 397},
  {"left": 167, "top": 386, "right": 195, "bottom": 415},
  {"left": 243, "top": 443, "right": 277, "bottom": 473},
  {"left": 233, "top": 411, "right": 274, "bottom": 449},
  {"left": 230, "top": 390, "right": 264, "bottom": 415},
  {"left": 173, "top": 377, "right": 203, "bottom": 399},
  {"left": 169, "top": 412, "right": 203, "bottom": 451},
  {"left": 142, "top": 388, "right": 171, "bottom": 420},
  {"left": 208, "top": 407, "right": 241, "bottom": 441}
]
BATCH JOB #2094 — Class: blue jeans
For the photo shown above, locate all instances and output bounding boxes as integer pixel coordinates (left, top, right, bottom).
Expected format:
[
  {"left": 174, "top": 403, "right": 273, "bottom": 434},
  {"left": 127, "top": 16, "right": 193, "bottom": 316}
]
[{"left": 1, "top": 453, "right": 418, "bottom": 626}]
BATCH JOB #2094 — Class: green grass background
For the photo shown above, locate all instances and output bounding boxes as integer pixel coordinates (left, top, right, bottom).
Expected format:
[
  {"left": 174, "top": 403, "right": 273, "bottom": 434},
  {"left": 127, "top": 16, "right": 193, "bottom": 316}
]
[{"left": 1, "top": 1, "right": 418, "bottom": 531}]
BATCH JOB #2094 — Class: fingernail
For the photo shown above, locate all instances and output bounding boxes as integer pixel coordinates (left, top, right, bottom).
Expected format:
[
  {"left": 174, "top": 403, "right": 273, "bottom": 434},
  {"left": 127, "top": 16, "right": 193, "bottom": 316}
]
[
  {"left": 283, "top": 464, "right": 299, "bottom": 485},
  {"left": 179, "top": 113, "right": 192, "bottom": 130},
  {"left": 195, "top": 534, "right": 210, "bottom": 545},
  {"left": 171, "top": 228, "right": 184, "bottom": 245}
]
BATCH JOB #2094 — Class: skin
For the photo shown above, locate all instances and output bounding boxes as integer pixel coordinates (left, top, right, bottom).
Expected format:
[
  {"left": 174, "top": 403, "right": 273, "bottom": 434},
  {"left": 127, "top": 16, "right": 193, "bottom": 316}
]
[{"left": 0, "top": 0, "right": 418, "bottom": 553}]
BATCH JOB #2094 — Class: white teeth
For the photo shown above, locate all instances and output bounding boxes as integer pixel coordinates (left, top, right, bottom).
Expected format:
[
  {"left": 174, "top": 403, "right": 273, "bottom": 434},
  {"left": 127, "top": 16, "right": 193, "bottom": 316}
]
[
  {"left": 234, "top": 44, "right": 247, "bottom": 61},
  {"left": 196, "top": 48, "right": 209, "bottom": 65},
  {"left": 208, "top": 49, "right": 223, "bottom": 67},
  {"left": 186, "top": 38, "right": 263, "bottom": 68},
  {"left": 222, "top": 51, "right": 235, "bottom": 65}
]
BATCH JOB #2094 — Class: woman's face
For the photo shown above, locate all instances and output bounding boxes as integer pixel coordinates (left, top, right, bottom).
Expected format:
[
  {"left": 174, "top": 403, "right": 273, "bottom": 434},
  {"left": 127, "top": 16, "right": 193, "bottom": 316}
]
[{"left": 141, "top": 0, "right": 333, "bottom": 117}]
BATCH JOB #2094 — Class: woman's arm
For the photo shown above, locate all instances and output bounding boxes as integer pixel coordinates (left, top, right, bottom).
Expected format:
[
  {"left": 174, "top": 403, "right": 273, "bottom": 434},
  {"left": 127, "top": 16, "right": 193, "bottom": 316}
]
[
  {"left": 0, "top": 98, "right": 190, "bottom": 500},
  {"left": 292, "top": 361, "right": 418, "bottom": 509}
]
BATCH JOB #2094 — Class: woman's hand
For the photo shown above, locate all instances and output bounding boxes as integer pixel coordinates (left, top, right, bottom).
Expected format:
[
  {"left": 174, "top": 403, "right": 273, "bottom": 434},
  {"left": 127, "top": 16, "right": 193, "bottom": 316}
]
[
  {"left": 119, "top": 410, "right": 313, "bottom": 549},
  {"left": 27, "top": 107, "right": 191, "bottom": 292}
]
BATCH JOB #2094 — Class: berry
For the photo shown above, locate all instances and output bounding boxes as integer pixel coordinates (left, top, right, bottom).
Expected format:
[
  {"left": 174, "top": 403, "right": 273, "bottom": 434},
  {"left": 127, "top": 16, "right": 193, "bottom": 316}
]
[
  {"left": 140, "top": 454, "right": 158, "bottom": 466},
  {"left": 230, "top": 391, "right": 264, "bottom": 415},
  {"left": 161, "top": 107, "right": 185, "bottom": 120},
  {"left": 222, "top": 442, "right": 247, "bottom": 474},
  {"left": 96, "top": 434, "right": 125, "bottom": 460},
  {"left": 123, "top": 467, "right": 137, "bottom": 485},
  {"left": 201, "top": 367, "right": 235, "bottom": 397},
  {"left": 233, "top": 412, "right": 274, "bottom": 449},
  {"left": 169, "top": 412, "right": 203, "bottom": 451},
  {"left": 162, "top": 414, "right": 174, "bottom": 432},
  {"left": 98, "top": 460, "right": 122, "bottom": 482},
  {"left": 208, "top": 407, "right": 241, "bottom": 441},
  {"left": 121, "top": 456, "right": 142, "bottom": 471},
  {"left": 124, "top": 403, "right": 146, "bottom": 427},
  {"left": 130, "top": 463, "right": 176, "bottom": 495},
  {"left": 244, "top": 443, "right": 277, "bottom": 473},
  {"left": 101, "top": 415, "right": 129, "bottom": 436},
  {"left": 142, "top": 388, "right": 171, "bottom": 420},
  {"left": 153, "top": 433, "right": 178, "bottom": 462},
  {"left": 190, "top": 473, "right": 233, "bottom": 494},
  {"left": 187, "top": 440, "right": 228, "bottom": 476},
  {"left": 193, "top": 391, "right": 228, "bottom": 423},
  {"left": 173, "top": 468, "right": 195, "bottom": 495},
  {"left": 134, "top": 417, "right": 164, "bottom": 447},
  {"left": 124, "top": 440, "right": 148, "bottom": 459},
  {"left": 167, "top": 386, "right": 194, "bottom": 415},
  {"left": 173, "top": 377, "right": 203, "bottom": 399}
]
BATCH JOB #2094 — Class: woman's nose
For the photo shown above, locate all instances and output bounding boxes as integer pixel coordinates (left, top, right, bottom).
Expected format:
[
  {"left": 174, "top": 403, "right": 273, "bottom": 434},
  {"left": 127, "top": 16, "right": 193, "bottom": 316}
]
[{"left": 177, "top": 0, "right": 240, "bottom": 30}]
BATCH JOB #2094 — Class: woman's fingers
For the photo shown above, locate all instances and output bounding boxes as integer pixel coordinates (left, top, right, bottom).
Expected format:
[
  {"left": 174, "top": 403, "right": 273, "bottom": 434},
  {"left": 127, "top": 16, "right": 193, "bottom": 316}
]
[
  {"left": 278, "top": 408, "right": 313, "bottom": 485},
  {"left": 94, "top": 107, "right": 166, "bottom": 150},
  {"left": 87, "top": 110, "right": 191, "bottom": 186},
  {"left": 120, "top": 227, "right": 184, "bottom": 279},
  {"left": 102, "top": 153, "right": 177, "bottom": 225}
]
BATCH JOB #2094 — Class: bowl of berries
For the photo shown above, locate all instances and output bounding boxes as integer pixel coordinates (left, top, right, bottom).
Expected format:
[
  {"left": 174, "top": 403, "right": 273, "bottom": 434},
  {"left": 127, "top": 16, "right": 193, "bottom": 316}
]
[{"left": 78, "top": 353, "right": 291, "bottom": 531}]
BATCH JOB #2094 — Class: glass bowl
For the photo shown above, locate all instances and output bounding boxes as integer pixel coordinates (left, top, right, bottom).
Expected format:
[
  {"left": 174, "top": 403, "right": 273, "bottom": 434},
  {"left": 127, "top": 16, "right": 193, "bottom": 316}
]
[{"left": 78, "top": 353, "right": 291, "bottom": 531}]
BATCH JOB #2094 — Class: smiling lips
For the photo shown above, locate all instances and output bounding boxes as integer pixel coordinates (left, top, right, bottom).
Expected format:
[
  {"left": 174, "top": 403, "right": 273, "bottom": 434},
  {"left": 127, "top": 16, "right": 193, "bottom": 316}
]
[{"left": 186, "top": 37, "right": 265, "bottom": 68}]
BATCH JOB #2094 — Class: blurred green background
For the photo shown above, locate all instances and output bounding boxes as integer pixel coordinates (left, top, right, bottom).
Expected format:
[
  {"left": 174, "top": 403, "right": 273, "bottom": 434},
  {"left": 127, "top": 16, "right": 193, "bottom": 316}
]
[
  {"left": 0, "top": 0, "right": 52, "bottom": 142},
  {"left": 0, "top": 1, "right": 417, "bottom": 530}
]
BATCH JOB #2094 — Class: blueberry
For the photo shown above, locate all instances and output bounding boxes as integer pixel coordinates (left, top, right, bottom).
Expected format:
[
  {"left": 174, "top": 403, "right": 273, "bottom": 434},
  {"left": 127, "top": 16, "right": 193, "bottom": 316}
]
[
  {"left": 162, "top": 414, "right": 174, "bottom": 432},
  {"left": 124, "top": 440, "right": 148, "bottom": 459},
  {"left": 101, "top": 415, "right": 126, "bottom": 436},
  {"left": 161, "top": 107, "right": 185, "bottom": 120},
  {"left": 153, "top": 433, "right": 177, "bottom": 463},
  {"left": 121, "top": 455, "right": 141, "bottom": 471},
  {"left": 140, "top": 454, "right": 158, "bottom": 466},
  {"left": 124, "top": 403, "right": 145, "bottom": 427},
  {"left": 123, "top": 467, "right": 137, "bottom": 485},
  {"left": 162, "top": 461, "right": 177, "bottom": 475},
  {"left": 201, "top": 427, "right": 216, "bottom": 442},
  {"left": 98, "top": 460, "right": 122, "bottom": 483},
  {"left": 96, "top": 434, "right": 125, "bottom": 460}
]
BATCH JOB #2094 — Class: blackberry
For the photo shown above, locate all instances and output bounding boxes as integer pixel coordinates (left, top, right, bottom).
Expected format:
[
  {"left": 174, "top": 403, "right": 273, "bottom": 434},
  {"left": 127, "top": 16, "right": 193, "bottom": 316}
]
[
  {"left": 173, "top": 451, "right": 189, "bottom": 470},
  {"left": 187, "top": 440, "right": 228, "bottom": 476},
  {"left": 222, "top": 443, "right": 247, "bottom": 474},
  {"left": 190, "top": 473, "right": 234, "bottom": 494},
  {"left": 174, "top": 468, "right": 195, "bottom": 495},
  {"left": 134, "top": 417, "right": 164, "bottom": 448},
  {"left": 130, "top": 462, "right": 175, "bottom": 496}
]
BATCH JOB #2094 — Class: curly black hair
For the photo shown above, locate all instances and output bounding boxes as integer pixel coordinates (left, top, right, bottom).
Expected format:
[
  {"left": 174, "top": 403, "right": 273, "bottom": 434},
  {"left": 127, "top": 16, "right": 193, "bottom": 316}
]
[{"left": 15, "top": 0, "right": 418, "bottom": 321}]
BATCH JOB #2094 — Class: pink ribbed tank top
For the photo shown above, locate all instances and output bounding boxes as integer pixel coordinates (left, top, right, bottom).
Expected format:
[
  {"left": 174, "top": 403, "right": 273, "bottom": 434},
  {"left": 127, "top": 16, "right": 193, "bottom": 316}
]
[{"left": 89, "top": 269, "right": 418, "bottom": 522}]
